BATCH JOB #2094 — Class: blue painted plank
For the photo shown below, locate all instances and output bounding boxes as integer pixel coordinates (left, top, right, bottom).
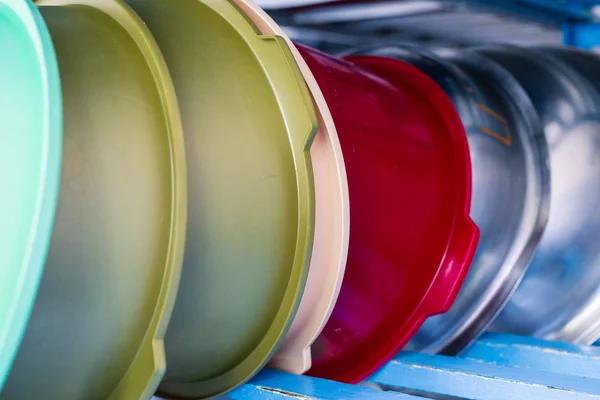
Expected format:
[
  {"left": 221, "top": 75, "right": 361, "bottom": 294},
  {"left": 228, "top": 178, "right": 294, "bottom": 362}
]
[
  {"left": 461, "top": 333, "right": 600, "bottom": 380},
  {"left": 368, "top": 352, "right": 600, "bottom": 400},
  {"left": 562, "top": 22, "right": 600, "bottom": 49},
  {"left": 227, "top": 369, "right": 415, "bottom": 400}
]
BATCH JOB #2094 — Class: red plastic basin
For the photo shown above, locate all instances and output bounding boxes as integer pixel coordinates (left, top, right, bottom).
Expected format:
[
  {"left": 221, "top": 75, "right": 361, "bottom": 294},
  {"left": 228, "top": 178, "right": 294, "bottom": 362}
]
[{"left": 297, "top": 45, "right": 479, "bottom": 383}]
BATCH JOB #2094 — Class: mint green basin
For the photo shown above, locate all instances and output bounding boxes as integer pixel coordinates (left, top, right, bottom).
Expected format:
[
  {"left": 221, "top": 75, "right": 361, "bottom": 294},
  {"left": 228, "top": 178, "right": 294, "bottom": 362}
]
[{"left": 0, "top": 0, "right": 61, "bottom": 390}]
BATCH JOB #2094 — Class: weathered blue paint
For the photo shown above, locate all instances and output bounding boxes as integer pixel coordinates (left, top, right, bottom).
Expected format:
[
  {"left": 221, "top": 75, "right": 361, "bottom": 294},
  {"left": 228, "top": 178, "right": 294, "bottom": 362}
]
[
  {"left": 563, "top": 21, "right": 600, "bottom": 49},
  {"left": 461, "top": 333, "right": 600, "bottom": 379},
  {"left": 227, "top": 369, "right": 415, "bottom": 400},
  {"left": 368, "top": 351, "right": 600, "bottom": 400},
  {"left": 218, "top": 335, "right": 600, "bottom": 399}
]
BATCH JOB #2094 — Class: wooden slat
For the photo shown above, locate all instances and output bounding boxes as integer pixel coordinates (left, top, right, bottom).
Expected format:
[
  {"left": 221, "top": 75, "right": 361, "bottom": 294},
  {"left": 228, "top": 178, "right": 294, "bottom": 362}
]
[
  {"left": 368, "top": 351, "right": 600, "bottom": 400},
  {"left": 227, "top": 369, "right": 415, "bottom": 399},
  {"left": 461, "top": 333, "right": 600, "bottom": 379}
]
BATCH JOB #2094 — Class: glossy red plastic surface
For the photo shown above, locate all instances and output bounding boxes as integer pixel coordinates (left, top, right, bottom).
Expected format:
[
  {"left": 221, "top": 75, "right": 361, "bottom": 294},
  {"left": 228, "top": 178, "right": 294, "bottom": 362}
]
[{"left": 297, "top": 45, "right": 479, "bottom": 383}]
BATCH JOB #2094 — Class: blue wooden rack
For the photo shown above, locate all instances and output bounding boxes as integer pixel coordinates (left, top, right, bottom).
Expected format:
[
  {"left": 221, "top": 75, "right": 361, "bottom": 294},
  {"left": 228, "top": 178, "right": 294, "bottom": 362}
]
[{"left": 229, "top": 333, "right": 600, "bottom": 399}]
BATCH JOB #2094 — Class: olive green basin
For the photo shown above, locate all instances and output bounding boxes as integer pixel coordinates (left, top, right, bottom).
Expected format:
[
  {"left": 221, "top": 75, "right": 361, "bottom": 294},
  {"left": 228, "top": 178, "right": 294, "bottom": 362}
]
[
  {"left": 126, "top": 0, "right": 317, "bottom": 398},
  {"left": 0, "top": 0, "right": 61, "bottom": 390},
  {"left": 0, "top": 1, "right": 187, "bottom": 399}
]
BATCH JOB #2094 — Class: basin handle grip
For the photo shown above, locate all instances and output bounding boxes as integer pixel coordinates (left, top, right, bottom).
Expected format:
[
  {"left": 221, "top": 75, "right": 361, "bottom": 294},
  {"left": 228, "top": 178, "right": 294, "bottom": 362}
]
[{"left": 424, "top": 217, "right": 480, "bottom": 315}]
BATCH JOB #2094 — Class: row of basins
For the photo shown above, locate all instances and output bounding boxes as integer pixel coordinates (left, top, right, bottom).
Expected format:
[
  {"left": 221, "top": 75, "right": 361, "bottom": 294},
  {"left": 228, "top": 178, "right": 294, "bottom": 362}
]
[{"left": 2, "top": 0, "right": 599, "bottom": 399}]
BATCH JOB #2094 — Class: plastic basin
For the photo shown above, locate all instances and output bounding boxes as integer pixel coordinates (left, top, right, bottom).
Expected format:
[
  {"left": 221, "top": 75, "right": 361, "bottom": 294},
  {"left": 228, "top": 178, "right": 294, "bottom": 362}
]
[
  {"left": 0, "top": 0, "right": 61, "bottom": 389},
  {"left": 125, "top": 0, "right": 317, "bottom": 398},
  {"left": 230, "top": 0, "right": 350, "bottom": 375},
  {"left": 297, "top": 45, "right": 479, "bottom": 383},
  {"left": 1, "top": 1, "right": 187, "bottom": 399}
]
